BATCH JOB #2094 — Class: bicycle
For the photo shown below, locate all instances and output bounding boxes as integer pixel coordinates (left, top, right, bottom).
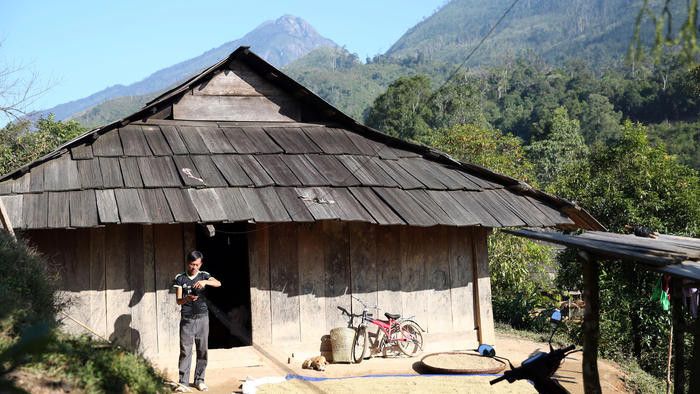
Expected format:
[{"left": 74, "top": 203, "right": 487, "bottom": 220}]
[{"left": 337, "top": 295, "right": 424, "bottom": 363}]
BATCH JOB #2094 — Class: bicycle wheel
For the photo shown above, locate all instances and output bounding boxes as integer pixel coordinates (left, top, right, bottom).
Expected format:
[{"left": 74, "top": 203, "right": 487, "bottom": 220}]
[
  {"left": 352, "top": 326, "right": 368, "bottom": 363},
  {"left": 397, "top": 321, "right": 424, "bottom": 357}
]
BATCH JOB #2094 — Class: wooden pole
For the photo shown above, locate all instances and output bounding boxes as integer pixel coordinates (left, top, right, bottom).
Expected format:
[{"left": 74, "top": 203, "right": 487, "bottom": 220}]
[
  {"left": 672, "top": 285, "right": 686, "bottom": 393},
  {"left": 666, "top": 324, "right": 673, "bottom": 394},
  {"left": 0, "top": 198, "right": 15, "bottom": 240},
  {"left": 579, "top": 251, "right": 602, "bottom": 394},
  {"left": 690, "top": 310, "right": 700, "bottom": 393}
]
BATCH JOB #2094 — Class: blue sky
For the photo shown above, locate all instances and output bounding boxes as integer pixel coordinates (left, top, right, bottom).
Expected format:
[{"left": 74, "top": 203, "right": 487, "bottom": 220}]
[{"left": 1, "top": 0, "right": 446, "bottom": 114}]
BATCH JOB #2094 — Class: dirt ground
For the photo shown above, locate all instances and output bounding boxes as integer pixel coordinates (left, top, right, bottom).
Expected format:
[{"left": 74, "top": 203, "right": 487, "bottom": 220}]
[{"left": 154, "top": 332, "right": 627, "bottom": 393}]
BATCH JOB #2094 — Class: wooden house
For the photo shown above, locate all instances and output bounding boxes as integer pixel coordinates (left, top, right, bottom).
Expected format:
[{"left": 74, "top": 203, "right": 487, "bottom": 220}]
[{"left": 0, "top": 47, "right": 602, "bottom": 356}]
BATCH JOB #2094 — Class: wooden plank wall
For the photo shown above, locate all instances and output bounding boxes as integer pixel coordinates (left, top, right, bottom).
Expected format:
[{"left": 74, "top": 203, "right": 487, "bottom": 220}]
[
  {"left": 24, "top": 223, "right": 190, "bottom": 356},
  {"left": 248, "top": 222, "right": 491, "bottom": 345}
]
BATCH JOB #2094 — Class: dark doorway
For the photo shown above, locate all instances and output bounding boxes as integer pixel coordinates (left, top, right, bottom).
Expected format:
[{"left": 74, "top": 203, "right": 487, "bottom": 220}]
[{"left": 196, "top": 222, "right": 251, "bottom": 348}]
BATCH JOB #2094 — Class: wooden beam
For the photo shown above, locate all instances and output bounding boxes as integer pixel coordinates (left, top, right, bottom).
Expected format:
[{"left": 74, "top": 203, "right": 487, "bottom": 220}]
[
  {"left": 0, "top": 197, "right": 15, "bottom": 239},
  {"left": 671, "top": 284, "right": 686, "bottom": 394},
  {"left": 472, "top": 227, "right": 494, "bottom": 344},
  {"left": 579, "top": 251, "right": 602, "bottom": 394}
]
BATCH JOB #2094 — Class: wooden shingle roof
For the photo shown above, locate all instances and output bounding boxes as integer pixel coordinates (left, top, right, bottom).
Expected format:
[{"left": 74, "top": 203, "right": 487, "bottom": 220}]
[{"left": 0, "top": 47, "right": 603, "bottom": 231}]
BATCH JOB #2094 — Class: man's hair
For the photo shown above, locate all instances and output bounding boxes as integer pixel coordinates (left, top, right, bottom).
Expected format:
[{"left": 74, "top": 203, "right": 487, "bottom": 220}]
[{"left": 187, "top": 250, "right": 203, "bottom": 263}]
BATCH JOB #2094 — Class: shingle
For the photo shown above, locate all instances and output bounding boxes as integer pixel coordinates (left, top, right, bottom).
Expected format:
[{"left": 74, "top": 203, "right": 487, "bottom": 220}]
[
  {"left": 70, "top": 143, "right": 93, "bottom": 160},
  {"left": 43, "top": 154, "right": 81, "bottom": 191},
  {"left": 99, "top": 157, "right": 124, "bottom": 188},
  {"left": 95, "top": 189, "right": 119, "bottom": 223},
  {"left": 12, "top": 173, "right": 30, "bottom": 194},
  {"left": 406, "top": 189, "right": 455, "bottom": 226},
  {"left": 178, "top": 126, "right": 210, "bottom": 154},
  {"left": 329, "top": 188, "right": 375, "bottom": 223},
  {"left": 69, "top": 190, "right": 99, "bottom": 227},
  {"left": 138, "top": 156, "right": 182, "bottom": 187},
  {"left": 163, "top": 188, "right": 200, "bottom": 222},
  {"left": 373, "top": 159, "right": 423, "bottom": 189},
  {"left": 274, "top": 187, "right": 314, "bottom": 222},
  {"left": 217, "top": 188, "right": 254, "bottom": 222},
  {"left": 255, "top": 155, "right": 301, "bottom": 186},
  {"left": 294, "top": 187, "right": 342, "bottom": 220},
  {"left": 48, "top": 192, "right": 70, "bottom": 228},
  {"left": 233, "top": 155, "right": 274, "bottom": 186},
  {"left": 92, "top": 129, "right": 124, "bottom": 156},
  {"left": 142, "top": 125, "right": 173, "bottom": 156},
  {"left": 0, "top": 195, "right": 23, "bottom": 229},
  {"left": 119, "top": 125, "right": 152, "bottom": 156},
  {"left": 138, "top": 189, "right": 174, "bottom": 223},
  {"left": 396, "top": 158, "right": 447, "bottom": 190},
  {"left": 239, "top": 187, "right": 291, "bottom": 222},
  {"left": 23, "top": 193, "right": 48, "bottom": 228},
  {"left": 191, "top": 155, "right": 228, "bottom": 187},
  {"left": 187, "top": 188, "right": 227, "bottom": 222},
  {"left": 264, "top": 127, "right": 321, "bottom": 153},
  {"left": 114, "top": 189, "right": 149, "bottom": 223},
  {"left": 337, "top": 155, "right": 397, "bottom": 187},
  {"left": 425, "top": 190, "right": 480, "bottom": 226},
  {"left": 305, "top": 154, "right": 359, "bottom": 186},
  {"left": 172, "top": 156, "right": 206, "bottom": 187},
  {"left": 372, "top": 187, "right": 437, "bottom": 226},
  {"left": 160, "top": 125, "right": 189, "bottom": 154},
  {"left": 210, "top": 155, "right": 253, "bottom": 186},
  {"left": 448, "top": 191, "right": 501, "bottom": 227},
  {"left": 221, "top": 126, "right": 282, "bottom": 154},
  {"left": 77, "top": 159, "right": 103, "bottom": 188},
  {"left": 302, "top": 127, "right": 361, "bottom": 155},
  {"left": 196, "top": 126, "right": 235, "bottom": 153},
  {"left": 348, "top": 187, "right": 404, "bottom": 225},
  {"left": 119, "top": 157, "right": 144, "bottom": 188},
  {"left": 280, "top": 155, "right": 329, "bottom": 186}
]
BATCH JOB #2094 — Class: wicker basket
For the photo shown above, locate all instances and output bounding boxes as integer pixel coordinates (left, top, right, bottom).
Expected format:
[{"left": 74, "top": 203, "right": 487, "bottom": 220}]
[
  {"left": 330, "top": 327, "right": 355, "bottom": 363},
  {"left": 420, "top": 352, "right": 506, "bottom": 374}
]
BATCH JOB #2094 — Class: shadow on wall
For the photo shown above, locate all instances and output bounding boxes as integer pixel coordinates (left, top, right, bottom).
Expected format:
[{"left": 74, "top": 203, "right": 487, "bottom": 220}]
[{"left": 109, "top": 314, "right": 141, "bottom": 349}]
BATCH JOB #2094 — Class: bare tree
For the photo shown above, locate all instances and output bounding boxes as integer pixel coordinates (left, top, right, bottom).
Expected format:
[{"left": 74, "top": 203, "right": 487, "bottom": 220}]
[{"left": 0, "top": 44, "right": 52, "bottom": 122}]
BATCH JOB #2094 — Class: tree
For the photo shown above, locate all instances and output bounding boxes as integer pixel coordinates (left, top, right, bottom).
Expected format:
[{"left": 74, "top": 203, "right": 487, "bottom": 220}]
[
  {"left": 552, "top": 121, "right": 700, "bottom": 377},
  {"left": 0, "top": 115, "right": 87, "bottom": 175},
  {"left": 631, "top": 0, "right": 698, "bottom": 64},
  {"left": 526, "top": 107, "right": 589, "bottom": 185},
  {"left": 427, "top": 74, "right": 488, "bottom": 130},
  {"left": 0, "top": 48, "right": 50, "bottom": 122},
  {"left": 422, "top": 123, "right": 536, "bottom": 184},
  {"left": 365, "top": 74, "right": 432, "bottom": 140}
]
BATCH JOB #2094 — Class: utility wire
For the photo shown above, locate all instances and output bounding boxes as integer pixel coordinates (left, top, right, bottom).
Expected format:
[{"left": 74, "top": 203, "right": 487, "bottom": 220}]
[{"left": 427, "top": 0, "right": 522, "bottom": 103}]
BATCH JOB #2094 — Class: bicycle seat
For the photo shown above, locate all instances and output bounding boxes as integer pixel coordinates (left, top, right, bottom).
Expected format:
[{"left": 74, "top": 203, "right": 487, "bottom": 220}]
[{"left": 385, "top": 312, "right": 400, "bottom": 320}]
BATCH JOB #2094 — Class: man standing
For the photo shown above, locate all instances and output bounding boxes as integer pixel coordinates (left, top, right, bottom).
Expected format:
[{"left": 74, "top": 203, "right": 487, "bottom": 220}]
[{"left": 173, "top": 251, "right": 221, "bottom": 392}]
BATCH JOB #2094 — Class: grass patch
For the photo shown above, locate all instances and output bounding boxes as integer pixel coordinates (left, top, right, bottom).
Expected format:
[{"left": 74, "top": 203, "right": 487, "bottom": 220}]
[{"left": 619, "top": 359, "right": 666, "bottom": 394}]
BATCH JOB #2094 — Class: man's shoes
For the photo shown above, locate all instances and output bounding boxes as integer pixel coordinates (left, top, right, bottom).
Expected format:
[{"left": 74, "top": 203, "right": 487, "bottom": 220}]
[
  {"left": 174, "top": 384, "right": 190, "bottom": 392},
  {"left": 196, "top": 382, "right": 208, "bottom": 391}
]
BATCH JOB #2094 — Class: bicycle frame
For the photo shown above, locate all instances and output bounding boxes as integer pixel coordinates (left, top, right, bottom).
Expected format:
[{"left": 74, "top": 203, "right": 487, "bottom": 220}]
[{"left": 353, "top": 297, "right": 418, "bottom": 349}]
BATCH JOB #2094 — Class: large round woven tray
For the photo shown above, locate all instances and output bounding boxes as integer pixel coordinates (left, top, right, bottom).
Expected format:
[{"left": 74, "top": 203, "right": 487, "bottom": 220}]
[{"left": 420, "top": 352, "right": 506, "bottom": 374}]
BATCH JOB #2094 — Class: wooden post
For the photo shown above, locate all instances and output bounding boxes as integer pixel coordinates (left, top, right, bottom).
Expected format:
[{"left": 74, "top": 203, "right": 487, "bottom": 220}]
[
  {"left": 672, "top": 285, "right": 686, "bottom": 393},
  {"left": 690, "top": 308, "right": 700, "bottom": 393},
  {"left": 579, "top": 251, "right": 602, "bottom": 394},
  {"left": 0, "top": 198, "right": 15, "bottom": 240}
]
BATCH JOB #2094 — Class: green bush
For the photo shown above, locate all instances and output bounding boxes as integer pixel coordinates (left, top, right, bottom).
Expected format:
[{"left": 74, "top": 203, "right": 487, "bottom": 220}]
[{"left": 0, "top": 231, "right": 59, "bottom": 333}]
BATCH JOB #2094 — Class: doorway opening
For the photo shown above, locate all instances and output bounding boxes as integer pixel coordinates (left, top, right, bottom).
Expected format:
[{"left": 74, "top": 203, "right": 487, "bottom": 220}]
[{"left": 195, "top": 222, "right": 251, "bottom": 348}]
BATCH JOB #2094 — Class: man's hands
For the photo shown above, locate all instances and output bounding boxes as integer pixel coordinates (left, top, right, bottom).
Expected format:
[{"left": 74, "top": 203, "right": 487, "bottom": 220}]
[
  {"left": 193, "top": 280, "right": 207, "bottom": 289},
  {"left": 184, "top": 294, "right": 199, "bottom": 302}
]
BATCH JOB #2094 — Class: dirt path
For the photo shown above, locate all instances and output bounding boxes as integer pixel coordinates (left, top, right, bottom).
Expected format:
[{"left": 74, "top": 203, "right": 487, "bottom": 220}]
[{"left": 156, "top": 333, "right": 627, "bottom": 393}]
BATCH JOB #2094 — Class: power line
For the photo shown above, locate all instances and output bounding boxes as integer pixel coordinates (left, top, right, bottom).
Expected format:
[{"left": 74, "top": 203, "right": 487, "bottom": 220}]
[{"left": 428, "top": 0, "right": 522, "bottom": 102}]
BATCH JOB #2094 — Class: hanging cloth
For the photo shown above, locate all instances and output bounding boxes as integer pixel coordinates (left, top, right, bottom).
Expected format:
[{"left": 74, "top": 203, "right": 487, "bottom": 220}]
[
  {"left": 682, "top": 279, "right": 698, "bottom": 318},
  {"left": 651, "top": 275, "right": 671, "bottom": 311}
]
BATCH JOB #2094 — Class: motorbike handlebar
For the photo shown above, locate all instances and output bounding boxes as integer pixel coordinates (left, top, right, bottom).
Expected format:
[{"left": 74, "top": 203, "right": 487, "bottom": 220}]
[{"left": 490, "top": 344, "right": 576, "bottom": 387}]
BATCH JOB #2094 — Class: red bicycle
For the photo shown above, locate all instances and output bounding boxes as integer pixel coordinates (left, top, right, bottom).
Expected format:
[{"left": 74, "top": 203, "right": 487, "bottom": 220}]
[{"left": 337, "top": 295, "right": 424, "bottom": 363}]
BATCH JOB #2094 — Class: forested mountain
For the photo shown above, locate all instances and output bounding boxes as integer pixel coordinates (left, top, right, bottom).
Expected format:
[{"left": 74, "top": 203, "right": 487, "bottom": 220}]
[
  {"left": 386, "top": 0, "right": 684, "bottom": 67},
  {"left": 47, "top": 15, "right": 336, "bottom": 123}
]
